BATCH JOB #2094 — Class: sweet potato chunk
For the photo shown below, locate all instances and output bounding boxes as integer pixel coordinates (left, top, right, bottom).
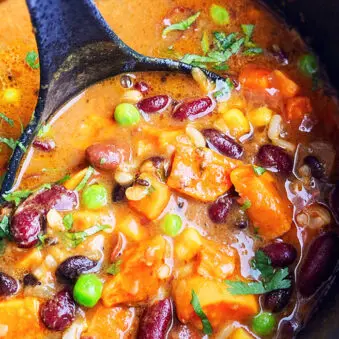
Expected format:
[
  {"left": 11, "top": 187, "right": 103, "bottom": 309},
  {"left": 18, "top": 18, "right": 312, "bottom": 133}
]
[
  {"left": 128, "top": 174, "right": 171, "bottom": 220},
  {"left": 102, "top": 236, "right": 171, "bottom": 306},
  {"left": 239, "top": 65, "right": 271, "bottom": 91},
  {"left": 229, "top": 328, "right": 254, "bottom": 339},
  {"left": 0, "top": 298, "right": 43, "bottom": 338},
  {"left": 167, "top": 146, "right": 240, "bottom": 202},
  {"left": 230, "top": 165, "right": 292, "bottom": 240},
  {"left": 270, "top": 70, "right": 299, "bottom": 98},
  {"left": 173, "top": 276, "right": 258, "bottom": 330},
  {"left": 85, "top": 304, "right": 136, "bottom": 338}
]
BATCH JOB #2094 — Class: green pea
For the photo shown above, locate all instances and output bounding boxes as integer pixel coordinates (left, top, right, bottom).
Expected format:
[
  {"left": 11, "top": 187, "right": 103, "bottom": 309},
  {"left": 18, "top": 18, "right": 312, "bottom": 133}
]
[
  {"left": 114, "top": 103, "right": 140, "bottom": 126},
  {"left": 252, "top": 312, "right": 276, "bottom": 336},
  {"left": 298, "top": 54, "right": 318, "bottom": 77},
  {"left": 210, "top": 4, "right": 230, "bottom": 25},
  {"left": 73, "top": 274, "right": 103, "bottom": 308},
  {"left": 160, "top": 214, "right": 182, "bottom": 237},
  {"left": 82, "top": 184, "right": 107, "bottom": 209}
]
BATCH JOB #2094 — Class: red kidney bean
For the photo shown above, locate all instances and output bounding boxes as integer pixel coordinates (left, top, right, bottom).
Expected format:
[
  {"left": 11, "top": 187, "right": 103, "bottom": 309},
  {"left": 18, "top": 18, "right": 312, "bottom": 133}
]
[
  {"left": 264, "top": 287, "right": 292, "bottom": 312},
  {"left": 137, "top": 298, "right": 173, "bottom": 339},
  {"left": 137, "top": 95, "right": 170, "bottom": 113},
  {"left": 134, "top": 81, "right": 150, "bottom": 94},
  {"left": 298, "top": 232, "right": 339, "bottom": 297},
  {"left": 303, "top": 155, "right": 324, "bottom": 179},
  {"left": 23, "top": 273, "right": 41, "bottom": 287},
  {"left": 277, "top": 319, "right": 300, "bottom": 339},
  {"left": 40, "top": 290, "right": 76, "bottom": 331},
  {"left": 0, "top": 272, "right": 18, "bottom": 296},
  {"left": 10, "top": 185, "right": 78, "bottom": 248},
  {"left": 202, "top": 128, "right": 243, "bottom": 159},
  {"left": 33, "top": 139, "right": 56, "bottom": 152},
  {"left": 329, "top": 182, "right": 339, "bottom": 223},
  {"left": 56, "top": 256, "right": 97, "bottom": 282},
  {"left": 262, "top": 242, "right": 297, "bottom": 267},
  {"left": 172, "top": 97, "right": 215, "bottom": 121},
  {"left": 208, "top": 195, "right": 232, "bottom": 223},
  {"left": 257, "top": 144, "right": 293, "bottom": 175},
  {"left": 86, "top": 142, "right": 131, "bottom": 171}
]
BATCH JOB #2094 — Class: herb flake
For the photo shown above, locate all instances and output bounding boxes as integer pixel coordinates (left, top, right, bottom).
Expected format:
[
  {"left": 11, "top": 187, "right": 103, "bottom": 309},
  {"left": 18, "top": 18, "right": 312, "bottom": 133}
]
[
  {"left": 75, "top": 166, "right": 94, "bottom": 191},
  {"left": 107, "top": 259, "right": 122, "bottom": 275},
  {"left": 162, "top": 12, "right": 200, "bottom": 37},
  {"left": 64, "top": 224, "right": 109, "bottom": 247},
  {"left": 25, "top": 51, "right": 40, "bottom": 69},
  {"left": 0, "top": 216, "right": 10, "bottom": 238},
  {"left": 62, "top": 214, "right": 74, "bottom": 231},
  {"left": 190, "top": 290, "right": 213, "bottom": 335},
  {"left": 0, "top": 113, "right": 14, "bottom": 126},
  {"left": 253, "top": 165, "right": 266, "bottom": 176},
  {"left": 240, "top": 199, "right": 251, "bottom": 211}
]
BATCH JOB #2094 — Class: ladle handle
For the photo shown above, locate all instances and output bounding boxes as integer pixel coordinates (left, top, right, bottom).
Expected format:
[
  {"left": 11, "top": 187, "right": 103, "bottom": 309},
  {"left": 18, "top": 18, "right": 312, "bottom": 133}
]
[{"left": 26, "top": 0, "right": 122, "bottom": 87}]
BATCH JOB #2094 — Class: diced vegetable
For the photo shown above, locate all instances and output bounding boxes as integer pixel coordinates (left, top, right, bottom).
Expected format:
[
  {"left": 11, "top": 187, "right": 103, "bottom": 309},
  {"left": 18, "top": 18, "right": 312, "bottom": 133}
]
[
  {"left": 85, "top": 304, "right": 136, "bottom": 338},
  {"left": 229, "top": 328, "right": 254, "bottom": 339},
  {"left": 117, "top": 214, "right": 148, "bottom": 241},
  {"left": 167, "top": 145, "right": 240, "bottom": 202},
  {"left": 270, "top": 70, "right": 299, "bottom": 98},
  {"left": 0, "top": 298, "right": 42, "bottom": 337},
  {"left": 64, "top": 167, "right": 92, "bottom": 190},
  {"left": 175, "top": 228, "right": 203, "bottom": 261},
  {"left": 285, "top": 96, "right": 312, "bottom": 121},
  {"left": 73, "top": 274, "right": 103, "bottom": 307},
  {"left": 102, "top": 236, "right": 171, "bottom": 306},
  {"left": 221, "top": 108, "right": 250, "bottom": 138},
  {"left": 248, "top": 107, "right": 273, "bottom": 127},
  {"left": 196, "top": 240, "right": 236, "bottom": 279},
  {"left": 173, "top": 276, "right": 259, "bottom": 330},
  {"left": 14, "top": 248, "right": 43, "bottom": 270},
  {"left": 239, "top": 65, "right": 271, "bottom": 90},
  {"left": 128, "top": 173, "right": 171, "bottom": 220},
  {"left": 230, "top": 165, "right": 292, "bottom": 240}
]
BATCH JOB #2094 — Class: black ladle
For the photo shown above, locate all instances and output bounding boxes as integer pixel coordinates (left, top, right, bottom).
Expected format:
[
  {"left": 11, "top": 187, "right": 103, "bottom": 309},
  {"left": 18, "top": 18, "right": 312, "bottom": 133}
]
[{"left": 0, "top": 0, "right": 223, "bottom": 196}]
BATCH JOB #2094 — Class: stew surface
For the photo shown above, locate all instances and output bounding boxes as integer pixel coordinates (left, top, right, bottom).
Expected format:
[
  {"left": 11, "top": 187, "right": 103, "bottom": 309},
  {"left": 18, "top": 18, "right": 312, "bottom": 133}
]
[{"left": 1, "top": 0, "right": 339, "bottom": 339}]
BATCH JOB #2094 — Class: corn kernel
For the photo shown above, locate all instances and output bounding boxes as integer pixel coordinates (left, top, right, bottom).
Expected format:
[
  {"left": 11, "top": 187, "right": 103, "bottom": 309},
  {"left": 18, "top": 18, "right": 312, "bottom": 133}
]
[
  {"left": 222, "top": 108, "right": 250, "bottom": 138},
  {"left": 248, "top": 107, "right": 273, "bottom": 127},
  {"left": 2, "top": 88, "right": 20, "bottom": 104},
  {"left": 175, "top": 228, "right": 202, "bottom": 261}
]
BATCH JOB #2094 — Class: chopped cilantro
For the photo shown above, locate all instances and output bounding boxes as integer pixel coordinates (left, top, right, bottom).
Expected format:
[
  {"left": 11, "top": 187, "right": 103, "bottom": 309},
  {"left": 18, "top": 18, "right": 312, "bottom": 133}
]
[
  {"left": 190, "top": 290, "right": 213, "bottom": 335},
  {"left": 243, "top": 47, "right": 263, "bottom": 56},
  {"left": 75, "top": 166, "right": 94, "bottom": 191},
  {"left": 162, "top": 12, "right": 200, "bottom": 37},
  {"left": 62, "top": 214, "right": 74, "bottom": 231},
  {"left": 25, "top": 51, "right": 40, "bottom": 69},
  {"left": 37, "top": 234, "right": 48, "bottom": 249},
  {"left": 55, "top": 174, "right": 71, "bottom": 185},
  {"left": 0, "top": 137, "right": 17, "bottom": 150},
  {"left": 213, "top": 64, "right": 229, "bottom": 71},
  {"left": 225, "top": 251, "right": 291, "bottom": 295},
  {"left": 2, "top": 190, "right": 32, "bottom": 206},
  {"left": 99, "top": 158, "right": 106, "bottom": 165},
  {"left": 213, "top": 78, "right": 234, "bottom": 101},
  {"left": 64, "top": 224, "right": 109, "bottom": 247},
  {"left": 253, "top": 165, "right": 266, "bottom": 176},
  {"left": 240, "top": 199, "right": 251, "bottom": 211},
  {"left": 107, "top": 259, "right": 122, "bottom": 275},
  {"left": 241, "top": 24, "right": 255, "bottom": 47},
  {"left": 0, "top": 113, "right": 14, "bottom": 126},
  {"left": 0, "top": 216, "right": 10, "bottom": 238}
]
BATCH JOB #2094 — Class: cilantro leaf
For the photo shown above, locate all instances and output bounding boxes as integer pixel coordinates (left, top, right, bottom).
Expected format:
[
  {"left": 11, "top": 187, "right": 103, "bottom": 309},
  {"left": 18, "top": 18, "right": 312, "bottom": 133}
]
[
  {"left": 107, "top": 259, "right": 122, "bottom": 275},
  {"left": 243, "top": 47, "right": 263, "bottom": 56},
  {"left": 0, "top": 137, "right": 17, "bottom": 150},
  {"left": 190, "top": 290, "right": 213, "bottom": 335},
  {"left": 0, "top": 216, "right": 10, "bottom": 238},
  {"left": 162, "top": 12, "right": 200, "bottom": 37},
  {"left": 62, "top": 214, "right": 74, "bottom": 231},
  {"left": 0, "top": 113, "right": 14, "bottom": 126},
  {"left": 25, "top": 51, "right": 40, "bottom": 69},
  {"left": 253, "top": 165, "right": 266, "bottom": 176},
  {"left": 241, "top": 24, "right": 255, "bottom": 46},
  {"left": 2, "top": 190, "right": 32, "bottom": 206},
  {"left": 225, "top": 280, "right": 266, "bottom": 295},
  {"left": 64, "top": 224, "right": 109, "bottom": 247},
  {"left": 55, "top": 174, "right": 71, "bottom": 185},
  {"left": 75, "top": 166, "right": 94, "bottom": 191},
  {"left": 265, "top": 268, "right": 291, "bottom": 290},
  {"left": 251, "top": 250, "right": 274, "bottom": 281},
  {"left": 213, "top": 78, "right": 234, "bottom": 101},
  {"left": 240, "top": 199, "right": 251, "bottom": 211}
]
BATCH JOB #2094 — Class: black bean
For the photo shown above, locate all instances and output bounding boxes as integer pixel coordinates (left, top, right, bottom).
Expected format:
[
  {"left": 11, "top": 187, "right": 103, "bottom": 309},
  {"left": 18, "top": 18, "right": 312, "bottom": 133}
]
[
  {"left": 304, "top": 155, "right": 324, "bottom": 179},
  {"left": 0, "top": 272, "right": 18, "bottom": 296},
  {"left": 257, "top": 144, "right": 293, "bottom": 175},
  {"left": 208, "top": 195, "right": 232, "bottom": 223},
  {"left": 56, "top": 256, "right": 97, "bottom": 282},
  {"left": 262, "top": 242, "right": 297, "bottom": 267},
  {"left": 112, "top": 184, "right": 127, "bottom": 202},
  {"left": 264, "top": 287, "right": 292, "bottom": 312},
  {"left": 202, "top": 128, "right": 243, "bottom": 159},
  {"left": 23, "top": 273, "right": 41, "bottom": 287}
]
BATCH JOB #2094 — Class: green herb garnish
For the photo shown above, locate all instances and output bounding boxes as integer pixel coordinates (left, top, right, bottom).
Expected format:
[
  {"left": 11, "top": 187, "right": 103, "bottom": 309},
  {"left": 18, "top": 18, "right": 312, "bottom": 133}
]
[
  {"left": 253, "top": 165, "right": 266, "bottom": 176},
  {"left": 0, "top": 113, "right": 14, "bottom": 126},
  {"left": 64, "top": 224, "right": 110, "bottom": 247},
  {"left": 225, "top": 251, "right": 291, "bottom": 295},
  {"left": 213, "top": 78, "right": 234, "bottom": 101},
  {"left": 201, "top": 31, "right": 210, "bottom": 55},
  {"left": 190, "top": 290, "right": 213, "bottom": 335},
  {"left": 162, "top": 12, "right": 200, "bottom": 37},
  {"left": 243, "top": 47, "right": 263, "bottom": 56},
  {"left": 0, "top": 239, "right": 6, "bottom": 255},
  {"left": 37, "top": 234, "right": 47, "bottom": 249},
  {"left": 75, "top": 166, "right": 94, "bottom": 191},
  {"left": 2, "top": 190, "right": 32, "bottom": 206},
  {"left": 25, "top": 51, "right": 40, "bottom": 69},
  {"left": 63, "top": 214, "right": 74, "bottom": 231},
  {"left": 107, "top": 259, "right": 122, "bottom": 275},
  {"left": 240, "top": 199, "right": 251, "bottom": 211},
  {"left": 0, "top": 216, "right": 10, "bottom": 238},
  {"left": 0, "top": 137, "right": 17, "bottom": 150},
  {"left": 55, "top": 174, "right": 71, "bottom": 185}
]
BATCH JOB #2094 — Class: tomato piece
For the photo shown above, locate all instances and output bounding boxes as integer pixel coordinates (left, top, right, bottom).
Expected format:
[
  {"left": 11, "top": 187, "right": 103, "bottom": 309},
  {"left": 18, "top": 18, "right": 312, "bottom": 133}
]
[
  {"left": 285, "top": 96, "right": 312, "bottom": 121},
  {"left": 239, "top": 65, "right": 271, "bottom": 91}
]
